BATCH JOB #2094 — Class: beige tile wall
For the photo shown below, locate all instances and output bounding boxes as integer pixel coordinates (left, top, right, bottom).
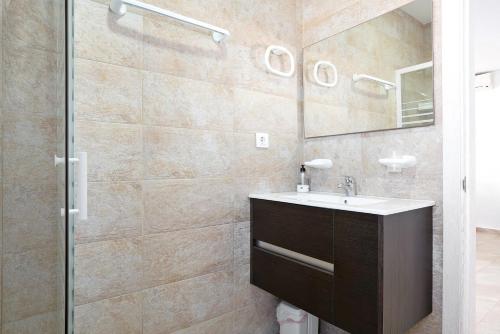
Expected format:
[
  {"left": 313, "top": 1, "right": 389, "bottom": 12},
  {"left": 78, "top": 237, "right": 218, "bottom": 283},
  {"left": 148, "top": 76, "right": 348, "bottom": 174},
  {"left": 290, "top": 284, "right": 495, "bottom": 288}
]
[
  {"left": 74, "top": 0, "right": 443, "bottom": 333},
  {"left": 1, "top": 0, "right": 65, "bottom": 332},
  {"left": 302, "top": 1, "right": 443, "bottom": 333},
  {"left": 73, "top": 0, "right": 301, "bottom": 333}
]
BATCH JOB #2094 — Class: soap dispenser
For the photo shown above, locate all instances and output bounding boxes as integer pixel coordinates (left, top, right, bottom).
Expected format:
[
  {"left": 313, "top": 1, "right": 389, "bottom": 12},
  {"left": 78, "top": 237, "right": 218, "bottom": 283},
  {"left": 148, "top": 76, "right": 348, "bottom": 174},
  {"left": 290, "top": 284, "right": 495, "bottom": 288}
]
[{"left": 297, "top": 164, "right": 310, "bottom": 193}]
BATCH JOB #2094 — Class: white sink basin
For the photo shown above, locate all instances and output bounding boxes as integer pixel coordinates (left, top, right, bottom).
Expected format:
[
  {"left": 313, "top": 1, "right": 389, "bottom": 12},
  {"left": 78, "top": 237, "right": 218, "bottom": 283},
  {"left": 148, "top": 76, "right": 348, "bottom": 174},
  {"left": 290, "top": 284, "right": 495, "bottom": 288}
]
[
  {"left": 281, "top": 193, "right": 387, "bottom": 206},
  {"left": 249, "top": 192, "right": 435, "bottom": 216}
]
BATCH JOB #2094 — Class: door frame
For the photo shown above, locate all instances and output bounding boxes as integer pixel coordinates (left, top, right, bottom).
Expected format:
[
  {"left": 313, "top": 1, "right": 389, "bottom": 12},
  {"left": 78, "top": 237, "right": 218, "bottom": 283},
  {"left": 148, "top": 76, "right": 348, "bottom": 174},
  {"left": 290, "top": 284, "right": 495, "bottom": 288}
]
[
  {"left": 441, "top": 0, "right": 475, "bottom": 332},
  {"left": 65, "top": 0, "right": 75, "bottom": 332}
]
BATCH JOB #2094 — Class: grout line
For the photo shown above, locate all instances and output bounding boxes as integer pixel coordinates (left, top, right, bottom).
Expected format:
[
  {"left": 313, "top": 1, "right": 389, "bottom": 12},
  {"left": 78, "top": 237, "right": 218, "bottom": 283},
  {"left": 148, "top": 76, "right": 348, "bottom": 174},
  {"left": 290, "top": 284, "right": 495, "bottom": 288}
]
[
  {"left": 75, "top": 112, "right": 298, "bottom": 137},
  {"left": 75, "top": 267, "right": 234, "bottom": 308},
  {"left": 75, "top": 220, "right": 238, "bottom": 246},
  {"left": 74, "top": 55, "right": 298, "bottom": 101}
]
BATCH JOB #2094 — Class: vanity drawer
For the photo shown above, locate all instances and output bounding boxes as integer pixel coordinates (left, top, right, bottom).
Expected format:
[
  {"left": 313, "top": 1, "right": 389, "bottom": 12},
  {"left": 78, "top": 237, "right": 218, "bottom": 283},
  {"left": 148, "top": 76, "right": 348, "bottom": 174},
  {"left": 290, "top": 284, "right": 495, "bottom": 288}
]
[
  {"left": 251, "top": 246, "right": 334, "bottom": 322},
  {"left": 251, "top": 199, "right": 334, "bottom": 263}
]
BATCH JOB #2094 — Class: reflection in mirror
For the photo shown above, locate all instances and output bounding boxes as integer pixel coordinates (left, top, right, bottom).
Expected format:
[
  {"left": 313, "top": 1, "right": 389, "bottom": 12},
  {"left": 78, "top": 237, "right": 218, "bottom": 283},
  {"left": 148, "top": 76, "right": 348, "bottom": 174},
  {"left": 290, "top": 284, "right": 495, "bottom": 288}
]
[{"left": 303, "top": 0, "right": 433, "bottom": 138}]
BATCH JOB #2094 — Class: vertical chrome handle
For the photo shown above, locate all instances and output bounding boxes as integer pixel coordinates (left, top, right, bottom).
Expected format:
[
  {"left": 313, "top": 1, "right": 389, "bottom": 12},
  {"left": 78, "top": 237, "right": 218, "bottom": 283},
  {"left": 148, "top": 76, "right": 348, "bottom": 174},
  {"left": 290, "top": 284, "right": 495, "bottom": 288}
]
[{"left": 78, "top": 152, "right": 88, "bottom": 221}]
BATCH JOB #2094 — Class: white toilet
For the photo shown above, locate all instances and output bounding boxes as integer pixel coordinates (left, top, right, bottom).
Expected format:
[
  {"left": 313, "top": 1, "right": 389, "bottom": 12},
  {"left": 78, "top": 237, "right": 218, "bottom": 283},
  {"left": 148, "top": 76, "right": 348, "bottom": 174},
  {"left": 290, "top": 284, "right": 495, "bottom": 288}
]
[{"left": 277, "top": 301, "right": 319, "bottom": 334}]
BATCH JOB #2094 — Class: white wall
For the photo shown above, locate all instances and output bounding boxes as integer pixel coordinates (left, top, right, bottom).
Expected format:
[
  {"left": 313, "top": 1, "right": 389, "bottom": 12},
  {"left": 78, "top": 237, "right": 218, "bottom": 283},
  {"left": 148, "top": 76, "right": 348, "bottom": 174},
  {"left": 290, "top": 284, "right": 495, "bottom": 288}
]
[
  {"left": 472, "top": 0, "right": 500, "bottom": 73},
  {"left": 473, "top": 71, "right": 500, "bottom": 230}
]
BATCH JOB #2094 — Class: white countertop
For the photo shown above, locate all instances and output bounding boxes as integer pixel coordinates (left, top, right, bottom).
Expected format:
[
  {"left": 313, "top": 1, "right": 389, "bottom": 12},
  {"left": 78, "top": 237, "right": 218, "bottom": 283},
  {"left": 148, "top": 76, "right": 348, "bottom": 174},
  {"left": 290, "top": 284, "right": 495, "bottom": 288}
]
[{"left": 248, "top": 192, "right": 435, "bottom": 216}]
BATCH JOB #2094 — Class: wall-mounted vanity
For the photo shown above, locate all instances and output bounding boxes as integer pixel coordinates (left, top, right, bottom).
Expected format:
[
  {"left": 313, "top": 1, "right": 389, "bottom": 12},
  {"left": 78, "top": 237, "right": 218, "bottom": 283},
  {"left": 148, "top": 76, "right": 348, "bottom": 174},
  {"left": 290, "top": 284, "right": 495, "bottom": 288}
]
[{"left": 249, "top": 192, "right": 434, "bottom": 334}]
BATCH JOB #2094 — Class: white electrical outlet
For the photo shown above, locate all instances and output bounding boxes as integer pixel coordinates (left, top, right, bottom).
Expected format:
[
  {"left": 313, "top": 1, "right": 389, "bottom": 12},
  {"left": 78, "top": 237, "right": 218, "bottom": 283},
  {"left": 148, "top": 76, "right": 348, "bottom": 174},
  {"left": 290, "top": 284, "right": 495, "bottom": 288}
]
[{"left": 255, "top": 133, "right": 269, "bottom": 148}]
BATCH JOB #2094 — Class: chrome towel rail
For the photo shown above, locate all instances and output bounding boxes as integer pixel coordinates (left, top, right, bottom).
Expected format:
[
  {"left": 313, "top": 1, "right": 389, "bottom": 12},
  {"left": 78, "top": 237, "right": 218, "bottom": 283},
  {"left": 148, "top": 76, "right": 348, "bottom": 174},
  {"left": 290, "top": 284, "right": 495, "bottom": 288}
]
[{"left": 109, "top": 0, "right": 230, "bottom": 43}]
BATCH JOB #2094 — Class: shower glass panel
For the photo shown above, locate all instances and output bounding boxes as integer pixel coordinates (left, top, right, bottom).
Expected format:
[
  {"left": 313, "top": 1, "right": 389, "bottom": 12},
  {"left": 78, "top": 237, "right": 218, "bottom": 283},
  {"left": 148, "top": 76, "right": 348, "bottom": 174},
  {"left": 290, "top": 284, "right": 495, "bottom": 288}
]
[{"left": 1, "top": 0, "right": 74, "bottom": 332}]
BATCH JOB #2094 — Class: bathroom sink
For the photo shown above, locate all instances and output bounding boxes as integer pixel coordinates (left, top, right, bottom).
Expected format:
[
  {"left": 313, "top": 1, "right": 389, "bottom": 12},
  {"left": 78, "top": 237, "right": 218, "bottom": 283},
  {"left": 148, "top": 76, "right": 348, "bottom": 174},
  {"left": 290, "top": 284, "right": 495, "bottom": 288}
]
[
  {"left": 249, "top": 192, "right": 435, "bottom": 215},
  {"left": 281, "top": 193, "right": 387, "bottom": 206}
]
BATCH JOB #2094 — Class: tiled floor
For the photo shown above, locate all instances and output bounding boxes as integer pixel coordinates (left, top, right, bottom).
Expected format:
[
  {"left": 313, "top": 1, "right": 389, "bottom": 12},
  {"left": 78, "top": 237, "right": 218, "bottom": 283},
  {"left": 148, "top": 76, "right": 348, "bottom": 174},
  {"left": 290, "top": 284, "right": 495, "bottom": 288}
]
[{"left": 476, "top": 229, "right": 500, "bottom": 333}]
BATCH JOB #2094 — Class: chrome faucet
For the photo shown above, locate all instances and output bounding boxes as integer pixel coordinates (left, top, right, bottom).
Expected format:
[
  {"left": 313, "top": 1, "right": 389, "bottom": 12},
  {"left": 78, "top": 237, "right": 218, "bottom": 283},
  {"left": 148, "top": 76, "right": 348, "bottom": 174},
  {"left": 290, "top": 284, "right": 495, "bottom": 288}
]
[{"left": 337, "top": 176, "right": 357, "bottom": 197}]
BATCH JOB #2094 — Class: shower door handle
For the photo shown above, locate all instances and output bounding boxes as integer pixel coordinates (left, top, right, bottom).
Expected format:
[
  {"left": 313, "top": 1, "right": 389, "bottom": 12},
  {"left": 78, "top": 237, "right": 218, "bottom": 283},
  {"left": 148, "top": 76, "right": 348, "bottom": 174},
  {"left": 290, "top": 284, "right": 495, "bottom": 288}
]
[
  {"left": 55, "top": 152, "right": 88, "bottom": 220},
  {"left": 77, "top": 152, "right": 88, "bottom": 221}
]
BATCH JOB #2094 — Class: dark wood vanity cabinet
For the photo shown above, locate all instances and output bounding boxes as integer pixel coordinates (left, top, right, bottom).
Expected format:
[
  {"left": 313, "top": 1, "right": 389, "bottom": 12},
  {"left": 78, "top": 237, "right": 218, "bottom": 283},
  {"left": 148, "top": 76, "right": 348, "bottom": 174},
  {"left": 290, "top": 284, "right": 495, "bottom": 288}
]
[{"left": 250, "top": 199, "right": 433, "bottom": 334}]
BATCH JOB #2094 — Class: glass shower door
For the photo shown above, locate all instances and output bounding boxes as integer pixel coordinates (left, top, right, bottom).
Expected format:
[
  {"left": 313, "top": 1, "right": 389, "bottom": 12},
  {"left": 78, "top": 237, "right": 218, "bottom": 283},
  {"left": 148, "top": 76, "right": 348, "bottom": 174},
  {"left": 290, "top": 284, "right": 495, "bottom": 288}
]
[{"left": 1, "top": 0, "right": 74, "bottom": 332}]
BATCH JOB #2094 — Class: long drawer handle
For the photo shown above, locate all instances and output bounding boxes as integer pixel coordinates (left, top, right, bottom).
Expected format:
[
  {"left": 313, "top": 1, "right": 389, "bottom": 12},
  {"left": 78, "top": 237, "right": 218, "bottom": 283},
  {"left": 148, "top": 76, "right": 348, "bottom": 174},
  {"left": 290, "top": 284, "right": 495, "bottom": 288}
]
[{"left": 256, "top": 241, "right": 334, "bottom": 273}]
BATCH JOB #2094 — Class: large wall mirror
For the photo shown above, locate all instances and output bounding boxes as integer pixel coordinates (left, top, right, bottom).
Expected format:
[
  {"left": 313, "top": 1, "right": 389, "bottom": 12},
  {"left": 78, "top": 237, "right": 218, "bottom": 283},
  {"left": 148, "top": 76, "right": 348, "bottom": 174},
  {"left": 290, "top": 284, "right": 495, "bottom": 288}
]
[{"left": 303, "top": 0, "right": 433, "bottom": 138}]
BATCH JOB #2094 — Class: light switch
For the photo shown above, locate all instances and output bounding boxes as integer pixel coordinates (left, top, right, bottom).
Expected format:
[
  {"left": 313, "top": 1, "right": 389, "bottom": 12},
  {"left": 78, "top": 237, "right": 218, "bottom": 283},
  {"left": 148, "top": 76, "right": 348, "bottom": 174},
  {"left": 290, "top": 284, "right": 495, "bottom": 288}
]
[{"left": 255, "top": 133, "right": 269, "bottom": 148}]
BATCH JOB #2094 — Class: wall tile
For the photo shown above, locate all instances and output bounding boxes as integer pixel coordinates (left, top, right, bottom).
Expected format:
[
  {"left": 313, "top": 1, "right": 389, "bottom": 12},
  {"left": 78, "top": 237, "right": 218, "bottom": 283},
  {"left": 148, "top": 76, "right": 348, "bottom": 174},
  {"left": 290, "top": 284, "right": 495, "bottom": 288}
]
[
  {"left": 360, "top": 128, "right": 442, "bottom": 179},
  {"left": 170, "top": 312, "right": 233, "bottom": 334},
  {"left": 232, "top": 133, "right": 298, "bottom": 178},
  {"left": 233, "top": 176, "right": 296, "bottom": 222},
  {"left": 2, "top": 113, "right": 57, "bottom": 185},
  {"left": 76, "top": 182, "right": 143, "bottom": 244},
  {"left": 76, "top": 120, "right": 143, "bottom": 181},
  {"left": 2, "top": 182, "right": 57, "bottom": 233},
  {"left": 142, "top": 271, "right": 234, "bottom": 334},
  {"left": 3, "top": 45, "right": 57, "bottom": 116},
  {"left": 233, "top": 88, "right": 298, "bottom": 135},
  {"left": 232, "top": 298, "right": 279, "bottom": 334},
  {"left": 4, "top": 0, "right": 61, "bottom": 52},
  {"left": 145, "top": 0, "right": 298, "bottom": 48},
  {"left": 74, "top": 238, "right": 143, "bottom": 305},
  {"left": 75, "top": 0, "right": 143, "bottom": 68},
  {"left": 143, "top": 126, "right": 233, "bottom": 179},
  {"left": 143, "top": 224, "right": 233, "bottom": 287},
  {"left": 143, "top": 178, "right": 234, "bottom": 233},
  {"left": 142, "top": 17, "right": 297, "bottom": 99},
  {"left": 233, "top": 222, "right": 250, "bottom": 267},
  {"left": 234, "top": 178, "right": 271, "bottom": 222},
  {"left": 233, "top": 264, "right": 273, "bottom": 309},
  {"left": 303, "top": 0, "right": 350, "bottom": 26},
  {"left": 74, "top": 293, "right": 142, "bottom": 334},
  {"left": 2, "top": 248, "right": 58, "bottom": 322},
  {"left": 142, "top": 15, "right": 228, "bottom": 81},
  {"left": 143, "top": 71, "right": 234, "bottom": 131},
  {"left": 229, "top": 0, "right": 299, "bottom": 48},
  {"left": 1, "top": 312, "right": 58, "bottom": 334},
  {"left": 75, "top": 59, "right": 142, "bottom": 123},
  {"left": 304, "top": 135, "right": 363, "bottom": 192},
  {"left": 2, "top": 217, "right": 57, "bottom": 254}
]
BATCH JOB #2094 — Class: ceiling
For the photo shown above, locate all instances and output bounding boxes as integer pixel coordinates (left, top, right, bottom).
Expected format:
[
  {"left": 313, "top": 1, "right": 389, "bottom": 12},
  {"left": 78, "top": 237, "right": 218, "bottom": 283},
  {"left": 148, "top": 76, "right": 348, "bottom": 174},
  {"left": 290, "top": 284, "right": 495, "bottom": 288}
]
[
  {"left": 472, "top": 0, "right": 500, "bottom": 73},
  {"left": 401, "top": 0, "right": 433, "bottom": 25}
]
